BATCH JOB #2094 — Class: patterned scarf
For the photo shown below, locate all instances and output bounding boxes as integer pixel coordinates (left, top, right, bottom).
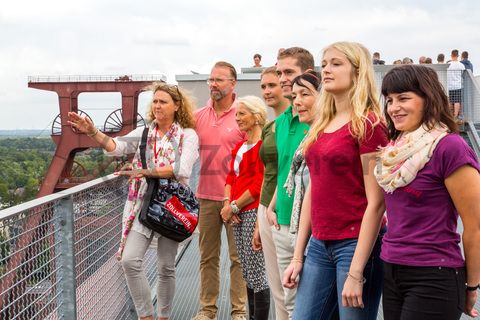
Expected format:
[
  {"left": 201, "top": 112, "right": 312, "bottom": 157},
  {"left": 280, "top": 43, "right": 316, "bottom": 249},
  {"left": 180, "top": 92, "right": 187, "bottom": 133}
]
[
  {"left": 375, "top": 123, "right": 448, "bottom": 193},
  {"left": 284, "top": 138, "right": 308, "bottom": 236},
  {"left": 116, "top": 121, "right": 184, "bottom": 259}
]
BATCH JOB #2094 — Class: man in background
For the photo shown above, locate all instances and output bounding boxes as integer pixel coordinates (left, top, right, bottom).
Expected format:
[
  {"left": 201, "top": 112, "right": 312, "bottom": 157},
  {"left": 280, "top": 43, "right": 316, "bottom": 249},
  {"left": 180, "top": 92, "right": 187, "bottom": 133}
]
[
  {"left": 461, "top": 51, "right": 473, "bottom": 73},
  {"left": 447, "top": 49, "right": 466, "bottom": 120},
  {"left": 372, "top": 52, "right": 385, "bottom": 65}
]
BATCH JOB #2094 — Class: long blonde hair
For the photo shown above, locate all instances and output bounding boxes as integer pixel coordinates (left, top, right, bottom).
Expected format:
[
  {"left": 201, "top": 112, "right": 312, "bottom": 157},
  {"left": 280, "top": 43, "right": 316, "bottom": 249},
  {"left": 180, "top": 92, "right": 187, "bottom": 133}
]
[{"left": 303, "top": 41, "right": 381, "bottom": 152}]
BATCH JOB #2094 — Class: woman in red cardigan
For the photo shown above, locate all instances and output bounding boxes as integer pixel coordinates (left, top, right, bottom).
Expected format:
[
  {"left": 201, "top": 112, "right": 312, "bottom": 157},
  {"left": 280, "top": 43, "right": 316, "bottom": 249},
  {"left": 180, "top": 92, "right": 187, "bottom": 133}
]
[{"left": 221, "top": 95, "right": 270, "bottom": 320}]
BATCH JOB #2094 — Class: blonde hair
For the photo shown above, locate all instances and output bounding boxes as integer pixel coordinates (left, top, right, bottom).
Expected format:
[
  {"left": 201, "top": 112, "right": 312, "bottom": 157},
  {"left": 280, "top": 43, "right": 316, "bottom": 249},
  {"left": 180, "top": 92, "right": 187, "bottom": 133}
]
[
  {"left": 303, "top": 41, "right": 381, "bottom": 152},
  {"left": 237, "top": 96, "right": 267, "bottom": 128},
  {"left": 146, "top": 82, "right": 196, "bottom": 129}
]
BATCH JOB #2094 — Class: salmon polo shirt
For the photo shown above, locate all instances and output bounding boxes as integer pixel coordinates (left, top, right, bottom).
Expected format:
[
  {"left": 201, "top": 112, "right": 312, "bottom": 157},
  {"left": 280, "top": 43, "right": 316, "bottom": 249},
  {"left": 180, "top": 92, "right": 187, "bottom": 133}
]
[{"left": 195, "top": 98, "right": 245, "bottom": 201}]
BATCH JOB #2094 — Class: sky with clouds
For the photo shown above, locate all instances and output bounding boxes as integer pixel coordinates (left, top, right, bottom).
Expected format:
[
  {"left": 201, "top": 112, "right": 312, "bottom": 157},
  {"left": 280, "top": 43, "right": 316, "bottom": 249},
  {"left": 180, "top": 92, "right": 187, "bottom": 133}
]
[{"left": 1, "top": 0, "right": 479, "bottom": 130}]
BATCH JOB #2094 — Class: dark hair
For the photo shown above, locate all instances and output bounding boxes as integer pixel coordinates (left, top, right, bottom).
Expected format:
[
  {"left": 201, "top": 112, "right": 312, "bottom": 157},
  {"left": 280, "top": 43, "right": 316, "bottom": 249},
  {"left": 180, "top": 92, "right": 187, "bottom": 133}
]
[
  {"left": 381, "top": 65, "right": 458, "bottom": 140},
  {"left": 462, "top": 51, "right": 469, "bottom": 59},
  {"left": 292, "top": 70, "right": 321, "bottom": 92},
  {"left": 437, "top": 53, "right": 445, "bottom": 62},
  {"left": 451, "top": 49, "right": 459, "bottom": 57},
  {"left": 254, "top": 53, "right": 262, "bottom": 59},
  {"left": 213, "top": 61, "right": 237, "bottom": 80},
  {"left": 277, "top": 47, "right": 315, "bottom": 72}
]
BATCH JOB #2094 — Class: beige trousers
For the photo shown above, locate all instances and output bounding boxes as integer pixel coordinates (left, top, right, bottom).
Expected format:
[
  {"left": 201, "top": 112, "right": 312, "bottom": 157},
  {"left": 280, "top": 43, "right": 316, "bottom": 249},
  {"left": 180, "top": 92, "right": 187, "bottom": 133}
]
[
  {"left": 257, "top": 204, "right": 289, "bottom": 320},
  {"left": 197, "top": 199, "right": 247, "bottom": 317},
  {"left": 121, "top": 230, "right": 179, "bottom": 318},
  {"left": 271, "top": 224, "right": 297, "bottom": 319}
]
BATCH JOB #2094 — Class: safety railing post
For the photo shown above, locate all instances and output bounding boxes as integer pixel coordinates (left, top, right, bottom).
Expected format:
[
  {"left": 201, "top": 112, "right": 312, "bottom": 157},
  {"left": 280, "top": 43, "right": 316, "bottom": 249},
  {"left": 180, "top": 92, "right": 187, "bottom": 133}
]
[{"left": 56, "top": 196, "right": 77, "bottom": 319}]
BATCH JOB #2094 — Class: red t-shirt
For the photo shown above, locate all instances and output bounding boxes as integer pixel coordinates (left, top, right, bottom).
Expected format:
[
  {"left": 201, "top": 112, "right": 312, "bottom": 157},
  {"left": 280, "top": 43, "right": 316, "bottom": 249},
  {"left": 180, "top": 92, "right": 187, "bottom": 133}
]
[
  {"left": 226, "top": 140, "right": 264, "bottom": 212},
  {"left": 305, "top": 115, "right": 388, "bottom": 240}
]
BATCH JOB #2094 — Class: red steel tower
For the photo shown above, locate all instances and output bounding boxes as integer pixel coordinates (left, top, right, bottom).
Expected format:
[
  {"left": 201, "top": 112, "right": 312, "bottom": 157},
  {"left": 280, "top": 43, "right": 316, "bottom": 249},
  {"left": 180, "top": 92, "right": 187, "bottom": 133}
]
[{"left": 28, "top": 74, "right": 165, "bottom": 197}]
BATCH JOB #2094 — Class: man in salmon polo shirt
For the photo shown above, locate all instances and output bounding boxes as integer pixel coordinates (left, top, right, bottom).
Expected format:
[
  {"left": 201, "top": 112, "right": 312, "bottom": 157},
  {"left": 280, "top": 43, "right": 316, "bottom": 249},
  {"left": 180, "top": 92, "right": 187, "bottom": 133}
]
[{"left": 192, "top": 61, "right": 247, "bottom": 320}]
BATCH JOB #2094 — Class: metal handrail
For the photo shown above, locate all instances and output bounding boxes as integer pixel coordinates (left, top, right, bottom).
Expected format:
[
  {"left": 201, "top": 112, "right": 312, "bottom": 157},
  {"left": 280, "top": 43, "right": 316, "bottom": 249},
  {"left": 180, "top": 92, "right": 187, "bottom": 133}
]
[
  {"left": 465, "top": 121, "right": 480, "bottom": 157},
  {"left": 0, "top": 174, "right": 118, "bottom": 220},
  {"left": 27, "top": 74, "right": 167, "bottom": 83}
]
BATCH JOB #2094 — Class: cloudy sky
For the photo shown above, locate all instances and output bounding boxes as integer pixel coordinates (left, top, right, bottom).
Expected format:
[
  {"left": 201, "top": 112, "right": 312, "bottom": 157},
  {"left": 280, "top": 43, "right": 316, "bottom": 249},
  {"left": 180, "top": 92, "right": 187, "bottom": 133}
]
[{"left": 1, "top": 0, "right": 479, "bottom": 130}]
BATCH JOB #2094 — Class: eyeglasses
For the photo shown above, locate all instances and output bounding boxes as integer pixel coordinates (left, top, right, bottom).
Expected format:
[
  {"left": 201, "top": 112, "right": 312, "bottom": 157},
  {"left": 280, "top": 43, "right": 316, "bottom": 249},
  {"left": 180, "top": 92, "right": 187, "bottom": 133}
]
[{"left": 206, "top": 78, "right": 234, "bottom": 85}]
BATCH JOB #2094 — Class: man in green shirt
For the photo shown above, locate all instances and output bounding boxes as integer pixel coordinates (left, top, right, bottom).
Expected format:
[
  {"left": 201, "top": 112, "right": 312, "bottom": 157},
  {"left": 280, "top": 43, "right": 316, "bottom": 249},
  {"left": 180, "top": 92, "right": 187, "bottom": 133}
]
[{"left": 266, "top": 47, "right": 314, "bottom": 317}]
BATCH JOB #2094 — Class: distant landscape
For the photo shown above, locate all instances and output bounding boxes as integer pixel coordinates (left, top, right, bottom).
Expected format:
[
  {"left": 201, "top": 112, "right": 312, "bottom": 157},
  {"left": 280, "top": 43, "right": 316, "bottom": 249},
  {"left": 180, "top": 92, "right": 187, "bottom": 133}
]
[
  {"left": 0, "top": 131, "right": 115, "bottom": 209},
  {"left": 0, "top": 130, "right": 51, "bottom": 138}
]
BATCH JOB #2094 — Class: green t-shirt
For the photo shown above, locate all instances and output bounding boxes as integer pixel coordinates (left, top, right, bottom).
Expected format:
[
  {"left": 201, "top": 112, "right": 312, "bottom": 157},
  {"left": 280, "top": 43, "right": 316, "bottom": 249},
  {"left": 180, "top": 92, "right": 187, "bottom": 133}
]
[
  {"left": 275, "top": 106, "right": 309, "bottom": 225},
  {"left": 259, "top": 121, "right": 277, "bottom": 207}
]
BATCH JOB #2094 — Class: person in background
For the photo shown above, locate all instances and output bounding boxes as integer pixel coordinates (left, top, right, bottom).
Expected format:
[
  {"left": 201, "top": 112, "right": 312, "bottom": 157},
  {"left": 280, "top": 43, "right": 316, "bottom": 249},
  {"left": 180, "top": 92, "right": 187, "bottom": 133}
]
[
  {"left": 193, "top": 61, "right": 247, "bottom": 320},
  {"left": 372, "top": 52, "right": 385, "bottom": 65},
  {"left": 376, "top": 64, "right": 480, "bottom": 319},
  {"left": 267, "top": 46, "right": 314, "bottom": 318},
  {"left": 221, "top": 95, "right": 270, "bottom": 320},
  {"left": 424, "top": 57, "right": 432, "bottom": 64},
  {"left": 461, "top": 51, "right": 474, "bottom": 73},
  {"left": 68, "top": 83, "right": 199, "bottom": 320},
  {"left": 437, "top": 53, "right": 445, "bottom": 64},
  {"left": 253, "top": 54, "right": 263, "bottom": 68},
  {"left": 283, "top": 41, "right": 387, "bottom": 320},
  {"left": 418, "top": 56, "right": 427, "bottom": 64},
  {"left": 402, "top": 57, "right": 413, "bottom": 65},
  {"left": 447, "top": 49, "right": 465, "bottom": 120},
  {"left": 252, "top": 66, "right": 290, "bottom": 320},
  {"left": 393, "top": 59, "right": 402, "bottom": 65}
]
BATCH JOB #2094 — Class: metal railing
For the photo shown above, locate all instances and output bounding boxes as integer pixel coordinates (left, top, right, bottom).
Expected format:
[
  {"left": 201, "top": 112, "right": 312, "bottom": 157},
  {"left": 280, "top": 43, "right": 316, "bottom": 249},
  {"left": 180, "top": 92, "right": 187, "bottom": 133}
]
[
  {"left": 0, "top": 175, "right": 159, "bottom": 320},
  {"left": 462, "top": 70, "right": 480, "bottom": 123},
  {"left": 27, "top": 74, "right": 167, "bottom": 83}
]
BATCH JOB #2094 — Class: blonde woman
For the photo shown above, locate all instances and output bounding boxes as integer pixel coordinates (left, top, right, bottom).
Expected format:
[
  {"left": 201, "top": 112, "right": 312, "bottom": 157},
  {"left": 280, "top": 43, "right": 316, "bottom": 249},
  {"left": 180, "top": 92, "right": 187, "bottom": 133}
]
[
  {"left": 283, "top": 42, "right": 388, "bottom": 320},
  {"left": 220, "top": 96, "right": 270, "bottom": 320}
]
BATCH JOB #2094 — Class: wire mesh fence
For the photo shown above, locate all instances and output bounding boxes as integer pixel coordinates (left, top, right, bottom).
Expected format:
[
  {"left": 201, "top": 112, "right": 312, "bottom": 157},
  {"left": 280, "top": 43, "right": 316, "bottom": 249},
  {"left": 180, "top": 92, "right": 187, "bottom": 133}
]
[{"left": 0, "top": 175, "right": 159, "bottom": 320}]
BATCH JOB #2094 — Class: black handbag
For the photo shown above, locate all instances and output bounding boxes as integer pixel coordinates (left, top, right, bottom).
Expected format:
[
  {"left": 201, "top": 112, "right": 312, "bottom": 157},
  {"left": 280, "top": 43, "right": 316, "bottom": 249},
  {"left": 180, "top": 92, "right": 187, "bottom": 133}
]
[{"left": 138, "top": 127, "right": 199, "bottom": 242}]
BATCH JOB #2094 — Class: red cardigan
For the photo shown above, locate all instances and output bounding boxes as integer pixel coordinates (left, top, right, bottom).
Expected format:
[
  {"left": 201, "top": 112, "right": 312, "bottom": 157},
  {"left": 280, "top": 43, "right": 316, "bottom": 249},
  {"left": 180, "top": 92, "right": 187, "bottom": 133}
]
[{"left": 226, "top": 140, "right": 264, "bottom": 212}]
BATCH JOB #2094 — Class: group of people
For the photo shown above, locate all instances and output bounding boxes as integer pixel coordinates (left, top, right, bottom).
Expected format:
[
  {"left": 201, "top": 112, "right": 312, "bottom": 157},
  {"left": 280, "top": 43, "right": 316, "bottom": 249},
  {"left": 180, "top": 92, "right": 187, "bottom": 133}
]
[
  {"left": 373, "top": 49, "right": 474, "bottom": 72},
  {"left": 67, "top": 41, "right": 480, "bottom": 320}
]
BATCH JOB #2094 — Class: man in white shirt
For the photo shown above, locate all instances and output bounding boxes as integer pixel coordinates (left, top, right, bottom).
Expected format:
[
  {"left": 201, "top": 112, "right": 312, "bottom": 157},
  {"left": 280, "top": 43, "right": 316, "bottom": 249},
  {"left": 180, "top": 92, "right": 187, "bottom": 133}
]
[{"left": 447, "top": 49, "right": 466, "bottom": 119}]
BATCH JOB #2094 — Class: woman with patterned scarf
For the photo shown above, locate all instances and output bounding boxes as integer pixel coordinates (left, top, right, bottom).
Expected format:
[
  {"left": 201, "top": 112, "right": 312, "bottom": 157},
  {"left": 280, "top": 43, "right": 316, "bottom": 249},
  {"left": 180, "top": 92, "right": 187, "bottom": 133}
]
[
  {"left": 283, "top": 70, "right": 321, "bottom": 246},
  {"left": 68, "top": 83, "right": 199, "bottom": 320},
  {"left": 376, "top": 65, "right": 480, "bottom": 319}
]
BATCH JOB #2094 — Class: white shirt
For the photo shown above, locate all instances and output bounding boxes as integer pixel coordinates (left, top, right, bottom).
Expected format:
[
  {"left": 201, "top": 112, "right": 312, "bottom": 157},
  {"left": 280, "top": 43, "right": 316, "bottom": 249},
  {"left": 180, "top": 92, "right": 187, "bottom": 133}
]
[{"left": 447, "top": 60, "right": 465, "bottom": 90}]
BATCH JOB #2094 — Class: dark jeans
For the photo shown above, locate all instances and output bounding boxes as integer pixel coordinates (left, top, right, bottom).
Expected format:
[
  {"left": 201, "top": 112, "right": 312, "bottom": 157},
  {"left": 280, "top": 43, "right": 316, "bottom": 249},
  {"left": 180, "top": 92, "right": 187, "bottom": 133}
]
[{"left": 383, "top": 262, "right": 466, "bottom": 320}]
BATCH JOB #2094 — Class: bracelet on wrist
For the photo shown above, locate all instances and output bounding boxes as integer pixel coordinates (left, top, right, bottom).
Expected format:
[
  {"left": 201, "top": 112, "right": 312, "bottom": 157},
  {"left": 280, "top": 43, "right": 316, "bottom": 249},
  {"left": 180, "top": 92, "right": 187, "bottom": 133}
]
[
  {"left": 223, "top": 196, "right": 230, "bottom": 202},
  {"left": 466, "top": 284, "right": 479, "bottom": 291},
  {"left": 230, "top": 200, "right": 240, "bottom": 214},
  {"left": 346, "top": 272, "right": 366, "bottom": 284},
  {"left": 87, "top": 128, "right": 99, "bottom": 137},
  {"left": 291, "top": 257, "right": 303, "bottom": 264}
]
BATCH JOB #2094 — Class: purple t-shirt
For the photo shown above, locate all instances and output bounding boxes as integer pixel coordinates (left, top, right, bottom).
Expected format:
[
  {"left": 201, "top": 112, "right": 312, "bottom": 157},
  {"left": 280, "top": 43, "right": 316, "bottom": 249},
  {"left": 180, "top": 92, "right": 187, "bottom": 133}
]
[{"left": 381, "top": 134, "right": 480, "bottom": 268}]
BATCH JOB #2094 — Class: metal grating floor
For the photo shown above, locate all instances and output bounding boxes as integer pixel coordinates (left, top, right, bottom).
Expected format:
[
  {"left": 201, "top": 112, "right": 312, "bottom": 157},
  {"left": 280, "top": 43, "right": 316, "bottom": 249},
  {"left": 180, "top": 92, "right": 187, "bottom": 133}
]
[
  {"left": 165, "top": 229, "right": 477, "bottom": 320},
  {"left": 168, "top": 229, "right": 275, "bottom": 319}
]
